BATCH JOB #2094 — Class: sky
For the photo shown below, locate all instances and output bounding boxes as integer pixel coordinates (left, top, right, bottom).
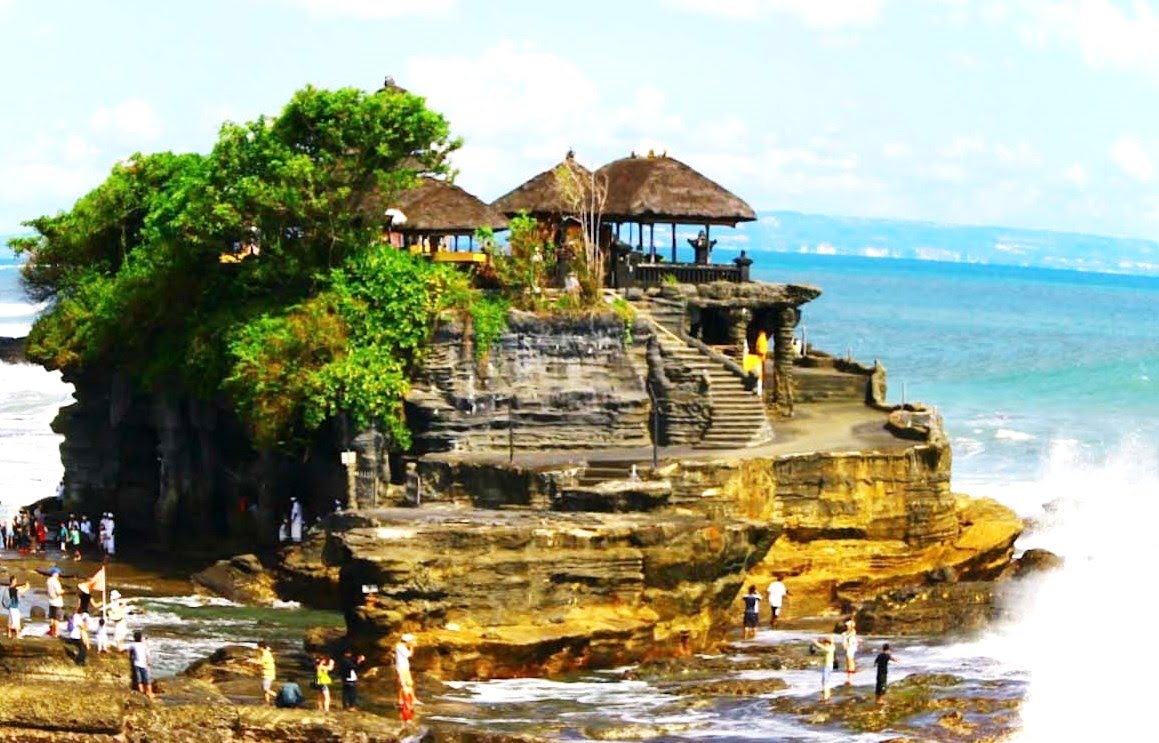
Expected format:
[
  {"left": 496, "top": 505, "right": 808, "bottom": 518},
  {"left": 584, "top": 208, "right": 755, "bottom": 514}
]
[{"left": 2, "top": 0, "right": 1159, "bottom": 241}]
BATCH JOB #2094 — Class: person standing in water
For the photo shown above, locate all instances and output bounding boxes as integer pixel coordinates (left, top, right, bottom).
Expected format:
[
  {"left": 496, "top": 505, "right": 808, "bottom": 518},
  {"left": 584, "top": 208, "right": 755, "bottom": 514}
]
[
  {"left": 741, "top": 585, "right": 761, "bottom": 639},
  {"left": 812, "top": 636, "right": 836, "bottom": 702},
  {"left": 874, "top": 643, "right": 896, "bottom": 705},
  {"left": 842, "top": 618, "right": 859, "bottom": 685}
]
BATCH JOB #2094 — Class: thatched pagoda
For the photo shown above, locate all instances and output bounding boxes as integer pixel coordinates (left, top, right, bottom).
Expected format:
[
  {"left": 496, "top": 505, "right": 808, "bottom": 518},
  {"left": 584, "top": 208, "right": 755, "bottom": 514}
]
[
  {"left": 380, "top": 178, "right": 508, "bottom": 263},
  {"left": 491, "top": 150, "right": 593, "bottom": 220},
  {"left": 593, "top": 152, "right": 756, "bottom": 287}
]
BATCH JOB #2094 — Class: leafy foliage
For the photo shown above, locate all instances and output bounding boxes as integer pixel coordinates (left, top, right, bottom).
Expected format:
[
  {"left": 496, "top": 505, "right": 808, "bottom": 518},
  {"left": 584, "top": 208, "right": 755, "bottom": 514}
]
[{"left": 11, "top": 85, "right": 464, "bottom": 450}]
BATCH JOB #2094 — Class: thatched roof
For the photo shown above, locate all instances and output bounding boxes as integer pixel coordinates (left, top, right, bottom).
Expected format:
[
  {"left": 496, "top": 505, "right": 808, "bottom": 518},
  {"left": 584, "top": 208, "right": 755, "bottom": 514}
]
[
  {"left": 491, "top": 151, "right": 594, "bottom": 218},
  {"left": 385, "top": 179, "right": 508, "bottom": 235},
  {"left": 596, "top": 153, "right": 756, "bottom": 226}
]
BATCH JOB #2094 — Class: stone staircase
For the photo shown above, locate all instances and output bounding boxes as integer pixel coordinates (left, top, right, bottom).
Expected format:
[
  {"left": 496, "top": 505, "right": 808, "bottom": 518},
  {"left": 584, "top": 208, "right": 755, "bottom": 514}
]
[{"left": 637, "top": 297, "right": 773, "bottom": 449}]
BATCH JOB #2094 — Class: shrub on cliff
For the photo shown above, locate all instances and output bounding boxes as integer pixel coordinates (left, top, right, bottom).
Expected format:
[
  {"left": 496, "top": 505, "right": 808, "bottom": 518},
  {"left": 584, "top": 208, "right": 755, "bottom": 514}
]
[{"left": 9, "top": 84, "right": 470, "bottom": 450}]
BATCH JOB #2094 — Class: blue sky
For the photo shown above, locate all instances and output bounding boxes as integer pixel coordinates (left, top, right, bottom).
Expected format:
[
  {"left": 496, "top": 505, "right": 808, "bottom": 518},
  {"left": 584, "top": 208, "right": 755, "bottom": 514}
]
[{"left": 3, "top": 0, "right": 1159, "bottom": 240}]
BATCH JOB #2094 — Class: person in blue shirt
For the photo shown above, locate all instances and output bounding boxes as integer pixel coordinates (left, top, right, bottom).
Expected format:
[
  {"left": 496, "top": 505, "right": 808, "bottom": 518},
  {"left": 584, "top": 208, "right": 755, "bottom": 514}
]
[{"left": 275, "top": 678, "right": 305, "bottom": 709}]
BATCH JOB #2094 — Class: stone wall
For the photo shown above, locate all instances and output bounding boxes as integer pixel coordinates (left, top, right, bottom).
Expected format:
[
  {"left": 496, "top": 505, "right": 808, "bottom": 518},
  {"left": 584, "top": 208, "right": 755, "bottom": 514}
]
[{"left": 406, "top": 311, "right": 652, "bottom": 454}]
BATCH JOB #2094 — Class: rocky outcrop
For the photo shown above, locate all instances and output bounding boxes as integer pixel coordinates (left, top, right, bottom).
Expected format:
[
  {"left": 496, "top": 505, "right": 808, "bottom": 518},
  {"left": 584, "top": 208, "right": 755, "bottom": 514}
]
[
  {"left": 191, "top": 554, "right": 280, "bottom": 605},
  {"left": 0, "top": 335, "right": 25, "bottom": 364},
  {"left": 406, "top": 312, "right": 652, "bottom": 454},
  {"left": 0, "top": 636, "right": 422, "bottom": 742},
  {"left": 327, "top": 506, "right": 775, "bottom": 679}
]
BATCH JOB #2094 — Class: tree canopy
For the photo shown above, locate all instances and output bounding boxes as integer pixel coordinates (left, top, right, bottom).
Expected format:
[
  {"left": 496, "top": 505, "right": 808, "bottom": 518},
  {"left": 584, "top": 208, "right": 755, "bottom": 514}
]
[{"left": 9, "top": 84, "right": 471, "bottom": 450}]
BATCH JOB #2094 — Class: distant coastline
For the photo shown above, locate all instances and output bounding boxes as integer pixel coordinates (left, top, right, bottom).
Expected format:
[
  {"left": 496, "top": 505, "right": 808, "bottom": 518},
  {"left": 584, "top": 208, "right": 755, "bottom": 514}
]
[{"left": 10, "top": 206, "right": 1159, "bottom": 279}]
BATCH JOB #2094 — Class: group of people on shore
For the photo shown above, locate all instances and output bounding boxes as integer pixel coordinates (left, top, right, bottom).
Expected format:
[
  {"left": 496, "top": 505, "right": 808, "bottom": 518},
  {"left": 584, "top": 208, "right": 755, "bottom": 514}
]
[
  {"left": 0, "top": 508, "right": 116, "bottom": 559},
  {"left": 255, "top": 633, "right": 418, "bottom": 722},
  {"left": 810, "top": 618, "right": 896, "bottom": 705},
  {"left": 742, "top": 578, "right": 898, "bottom": 705}
]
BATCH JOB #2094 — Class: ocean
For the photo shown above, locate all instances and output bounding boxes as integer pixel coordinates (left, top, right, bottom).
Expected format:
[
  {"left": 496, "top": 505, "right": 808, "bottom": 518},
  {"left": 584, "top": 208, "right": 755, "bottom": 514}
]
[{"left": 4, "top": 221, "right": 1159, "bottom": 740}]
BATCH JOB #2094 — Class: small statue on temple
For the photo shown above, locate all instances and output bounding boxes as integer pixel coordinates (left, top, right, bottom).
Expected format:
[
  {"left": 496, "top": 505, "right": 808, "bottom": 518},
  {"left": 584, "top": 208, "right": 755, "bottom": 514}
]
[
  {"left": 688, "top": 229, "right": 717, "bottom": 265},
  {"left": 733, "top": 249, "right": 753, "bottom": 281}
]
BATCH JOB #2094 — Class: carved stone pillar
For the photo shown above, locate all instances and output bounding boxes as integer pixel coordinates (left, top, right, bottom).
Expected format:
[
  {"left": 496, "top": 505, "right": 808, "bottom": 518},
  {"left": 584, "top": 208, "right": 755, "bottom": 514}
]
[
  {"left": 727, "top": 307, "right": 751, "bottom": 358},
  {"left": 772, "top": 306, "right": 800, "bottom": 416}
]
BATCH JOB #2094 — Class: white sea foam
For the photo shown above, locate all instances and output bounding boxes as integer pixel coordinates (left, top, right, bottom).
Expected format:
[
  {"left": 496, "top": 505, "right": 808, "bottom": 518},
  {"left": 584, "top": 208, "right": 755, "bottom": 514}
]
[
  {"left": 1007, "top": 435, "right": 1159, "bottom": 741},
  {"left": 995, "top": 428, "right": 1034, "bottom": 442},
  {"left": 0, "top": 300, "right": 43, "bottom": 318},
  {"left": 0, "top": 362, "right": 75, "bottom": 516}
]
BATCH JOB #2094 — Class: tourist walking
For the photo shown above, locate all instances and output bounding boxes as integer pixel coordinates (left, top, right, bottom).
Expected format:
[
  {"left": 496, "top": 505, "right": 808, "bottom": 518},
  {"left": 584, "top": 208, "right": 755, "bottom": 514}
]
[
  {"left": 4, "top": 576, "right": 29, "bottom": 638},
  {"left": 128, "top": 630, "right": 154, "bottom": 698},
  {"left": 741, "top": 585, "right": 761, "bottom": 639},
  {"left": 812, "top": 636, "right": 836, "bottom": 701},
  {"left": 338, "top": 647, "right": 367, "bottom": 711},
  {"left": 313, "top": 655, "right": 334, "bottom": 712},
  {"left": 874, "top": 643, "right": 896, "bottom": 705},
  {"left": 767, "top": 575, "right": 787, "bottom": 628},
  {"left": 395, "top": 633, "right": 418, "bottom": 723},
  {"left": 842, "top": 618, "right": 859, "bottom": 684},
  {"left": 257, "top": 641, "right": 276, "bottom": 705}
]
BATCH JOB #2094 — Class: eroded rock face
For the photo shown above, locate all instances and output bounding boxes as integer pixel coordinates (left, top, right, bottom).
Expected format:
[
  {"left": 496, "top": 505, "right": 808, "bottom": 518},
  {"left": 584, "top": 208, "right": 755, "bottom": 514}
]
[
  {"left": 326, "top": 506, "right": 776, "bottom": 679},
  {"left": 406, "top": 312, "right": 651, "bottom": 454}
]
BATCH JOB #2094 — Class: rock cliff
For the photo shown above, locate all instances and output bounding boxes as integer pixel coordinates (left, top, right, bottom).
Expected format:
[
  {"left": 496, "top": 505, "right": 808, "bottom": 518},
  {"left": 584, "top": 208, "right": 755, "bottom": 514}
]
[{"left": 406, "top": 311, "right": 652, "bottom": 454}]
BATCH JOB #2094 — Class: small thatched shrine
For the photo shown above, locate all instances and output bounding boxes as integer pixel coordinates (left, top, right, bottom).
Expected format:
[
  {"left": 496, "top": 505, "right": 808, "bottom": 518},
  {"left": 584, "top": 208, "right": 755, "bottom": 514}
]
[
  {"left": 491, "top": 151, "right": 593, "bottom": 219},
  {"left": 380, "top": 178, "right": 507, "bottom": 261}
]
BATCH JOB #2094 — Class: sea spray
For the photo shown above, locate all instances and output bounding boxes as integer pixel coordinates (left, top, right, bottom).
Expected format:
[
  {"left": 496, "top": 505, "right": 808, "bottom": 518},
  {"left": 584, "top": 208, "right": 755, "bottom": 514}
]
[{"left": 1005, "top": 436, "right": 1159, "bottom": 741}]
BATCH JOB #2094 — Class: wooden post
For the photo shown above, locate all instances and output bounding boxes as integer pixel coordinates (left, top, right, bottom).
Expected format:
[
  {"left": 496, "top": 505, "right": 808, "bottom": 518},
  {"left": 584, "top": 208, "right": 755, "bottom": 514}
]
[{"left": 671, "top": 223, "right": 677, "bottom": 263}]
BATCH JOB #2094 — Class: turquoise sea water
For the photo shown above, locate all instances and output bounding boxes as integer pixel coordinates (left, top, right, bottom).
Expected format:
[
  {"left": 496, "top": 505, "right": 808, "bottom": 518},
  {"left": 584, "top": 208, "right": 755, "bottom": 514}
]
[
  {"left": 5, "top": 228, "right": 1159, "bottom": 739},
  {"left": 742, "top": 250, "right": 1159, "bottom": 491}
]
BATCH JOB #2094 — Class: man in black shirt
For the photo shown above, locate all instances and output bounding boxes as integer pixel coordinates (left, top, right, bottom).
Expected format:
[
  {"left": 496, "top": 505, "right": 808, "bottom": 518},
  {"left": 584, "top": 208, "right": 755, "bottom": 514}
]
[
  {"left": 337, "top": 648, "right": 366, "bottom": 711},
  {"left": 874, "top": 643, "right": 895, "bottom": 705}
]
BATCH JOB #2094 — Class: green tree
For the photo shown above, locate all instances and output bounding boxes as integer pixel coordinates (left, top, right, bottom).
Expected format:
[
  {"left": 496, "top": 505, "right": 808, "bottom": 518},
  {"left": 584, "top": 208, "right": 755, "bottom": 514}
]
[{"left": 10, "top": 84, "right": 466, "bottom": 449}]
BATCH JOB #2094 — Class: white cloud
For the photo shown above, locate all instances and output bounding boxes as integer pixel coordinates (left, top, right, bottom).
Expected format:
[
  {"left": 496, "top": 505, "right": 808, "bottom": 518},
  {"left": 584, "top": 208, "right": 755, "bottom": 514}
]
[
  {"left": 861, "top": 246, "right": 891, "bottom": 258},
  {"left": 286, "top": 0, "right": 452, "bottom": 18},
  {"left": 1063, "top": 162, "right": 1088, "bottom": 187},
  {"left": 1111, "top": 135, "right": 1153, "bottom": 182},
  {"left": 881, "top": 141, "right": 912, "bottom": 159},
  {"left": 1014, "top": 0, "right": 1159, "bottom": 78},
  {"left": 63, "top": 135, "right": 98, "bottom": 163},
  {"left": 90, "top": 100, "right": 163, "bottom": 145},
  {"left": 666, "top": 0, "right": 885, "bottom": 28},
  {"left": 407, "top": 41, "right": 598, "bottom": 141},
  {"left": 939, "top": 136, "right": 988, "bottom": 159}
]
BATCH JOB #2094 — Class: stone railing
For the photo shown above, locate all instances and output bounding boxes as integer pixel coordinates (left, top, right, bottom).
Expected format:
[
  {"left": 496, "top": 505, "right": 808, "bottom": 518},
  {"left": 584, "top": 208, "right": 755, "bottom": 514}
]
[{"left": 628, "top": 262, "right": 743, "bottom": 288}]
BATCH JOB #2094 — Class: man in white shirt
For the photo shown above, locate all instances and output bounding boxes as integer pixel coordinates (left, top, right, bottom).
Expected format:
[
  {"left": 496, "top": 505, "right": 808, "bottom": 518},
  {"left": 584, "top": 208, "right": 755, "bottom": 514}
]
[
  {"left": 45, "top": 567, "right": 65, "bottom": 637},
  {"left": 767, "top": 576, "right": 788, "bottom": 628}
]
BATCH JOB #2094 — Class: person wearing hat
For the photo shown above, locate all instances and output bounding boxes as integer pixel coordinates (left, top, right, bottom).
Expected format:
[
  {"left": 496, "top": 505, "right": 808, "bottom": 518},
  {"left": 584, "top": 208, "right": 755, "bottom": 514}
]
[
  {"left": 45, "top": 567, "right": 64, "bottom": 637},
  {"left": 106, "top": 589, "right": 130, "bottom": 650},
  {"left": 395, "top": 633, "right": 418, "bottom": 723}
]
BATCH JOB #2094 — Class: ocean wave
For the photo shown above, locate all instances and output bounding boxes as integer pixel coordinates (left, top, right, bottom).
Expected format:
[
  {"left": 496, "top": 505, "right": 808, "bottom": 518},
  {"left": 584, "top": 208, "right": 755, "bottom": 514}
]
[
  {"left": 0, "top": 322, "right": 31, "bottom": 337},
  {"left": 0, "top": 301, "right": 43, "bottom": 318},
  {"left": 994, "top": 428, "right": 1034, "bottom": 442}
]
